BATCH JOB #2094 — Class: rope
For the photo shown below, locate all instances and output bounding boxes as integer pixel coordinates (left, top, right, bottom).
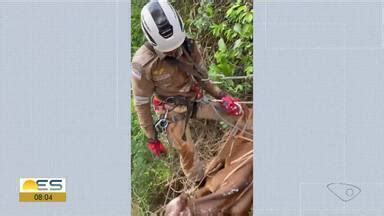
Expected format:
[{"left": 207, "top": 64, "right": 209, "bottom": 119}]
[
  {"left": 211, "top": 99, "right": 253, "bottom": 104},
  {"left": 230, "top": 150, "right": 253, "bottom": 165},
  {"left": 223, "top": 155, "right": 252, "bottom": 183},
  {"left": 211, "top": 74, "right": 253, "bottom": 80}
]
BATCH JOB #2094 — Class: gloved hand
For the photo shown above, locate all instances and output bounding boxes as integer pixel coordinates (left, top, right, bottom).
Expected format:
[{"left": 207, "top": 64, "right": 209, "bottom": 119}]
[
  {"left": 220, "top": 95, "right": 242, "bottom": 116},
  {"left": 147, "top": 138, "right": 167, "bottom": 157}
]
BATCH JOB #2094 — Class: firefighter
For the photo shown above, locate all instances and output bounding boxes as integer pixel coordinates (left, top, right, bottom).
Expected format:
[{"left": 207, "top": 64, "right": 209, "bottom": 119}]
[{"left": 132, "top": 0, "right": 242, "bottom": 182}]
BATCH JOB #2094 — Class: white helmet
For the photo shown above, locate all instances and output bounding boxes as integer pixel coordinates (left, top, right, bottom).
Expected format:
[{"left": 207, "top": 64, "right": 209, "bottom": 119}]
[{"left": 141, "top": 0, "right": 186, "bottom": 53}]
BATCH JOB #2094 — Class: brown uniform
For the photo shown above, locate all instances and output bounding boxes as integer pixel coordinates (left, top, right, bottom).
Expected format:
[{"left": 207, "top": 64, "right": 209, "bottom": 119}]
[
  {"left": 132, "top": 39, "right": 225, "bottom": 139},
  {"left": 132, "top": 38, "right": 237, "bottom": 182}
]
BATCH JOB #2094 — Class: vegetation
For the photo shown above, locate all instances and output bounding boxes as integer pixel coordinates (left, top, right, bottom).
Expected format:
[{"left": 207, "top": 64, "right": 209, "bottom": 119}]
[{"left": 131, "top": 0, "right": 253, "bottom": 214}]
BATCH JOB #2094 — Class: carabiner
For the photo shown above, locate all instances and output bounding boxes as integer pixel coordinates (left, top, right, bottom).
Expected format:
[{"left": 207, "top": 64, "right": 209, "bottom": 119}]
[{"left": 155, "top": 109, "right": 169, "bottom": 132}]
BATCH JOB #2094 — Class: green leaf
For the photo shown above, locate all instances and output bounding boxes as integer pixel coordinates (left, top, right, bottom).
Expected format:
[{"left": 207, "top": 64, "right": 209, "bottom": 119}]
[
  {"left": 239, "top": 12, "right": 247, "bottom": 22},
  {"left": 242, "top": 24, "right": 253, "bottom": 37},
  {"left": 206, "top": 5, "right": 213, "bottom": 17},
  {"left": 226, "top": 5, "right": 240, "bottom": 18},
  {"left": 233, "top": 39, "right": 242, "bottom": 49},
  {"left": 233, "top": 23, "right": 242, "bottom": 33},
  {"left": 218, "top": 62, "right": 235, "bottom": 76},
  {"left": 238, "top": 5, "right": 247, "bottom": 13},
  {"left": 235, "top": 85, "right": 244, "bottom": 92},
  {"left": 245, "top": 13, "right": 253, "bottom": 23},
  {"left": 245, "top": 66, "right": 253, "bottom": 75},
  {"left": 224, "top": 30, "right": 233, "bottom": 39},
  {"left": 218, "top": 38, "right": 227, "bottom": 51},
  {"left": 218, "top": 63, "right": 231, "bottom": 76}
]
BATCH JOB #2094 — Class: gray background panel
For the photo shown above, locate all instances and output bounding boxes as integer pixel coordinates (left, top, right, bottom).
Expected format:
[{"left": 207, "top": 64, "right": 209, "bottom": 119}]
[
  {"left": 255, "top": 1, "right": 384, "bottom": 215},
  {"left": 0, "top": 2, "right": 130, "bottom": 216}
]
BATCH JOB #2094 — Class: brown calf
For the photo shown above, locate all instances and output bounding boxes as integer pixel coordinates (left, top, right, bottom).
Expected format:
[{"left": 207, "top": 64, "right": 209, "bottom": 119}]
[{"left": 165, "top": 106, "right": 253, "bottom": 216}]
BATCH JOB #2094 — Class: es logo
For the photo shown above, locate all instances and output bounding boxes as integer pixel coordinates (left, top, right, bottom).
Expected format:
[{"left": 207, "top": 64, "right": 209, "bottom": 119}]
[
  {"left": 20, "top": 178, "right": 66, "bottom": 192},
  {"left": 19, "top": 178, "right": 66, "bottom": 202}
]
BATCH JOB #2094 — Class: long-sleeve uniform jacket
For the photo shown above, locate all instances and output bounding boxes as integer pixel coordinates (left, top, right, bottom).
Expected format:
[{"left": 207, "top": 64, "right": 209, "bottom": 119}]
[{"left": 131, "top": 38, "right": 225, "bottom": 139}]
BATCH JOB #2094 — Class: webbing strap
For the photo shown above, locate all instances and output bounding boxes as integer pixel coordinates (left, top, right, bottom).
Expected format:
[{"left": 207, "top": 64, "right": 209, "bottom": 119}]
[
  {"left": 180, "top": 45, "right": 209, "bottom": 84},
  {"left": 144, "top": 41, "right": 155, "bottom": 53}
]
